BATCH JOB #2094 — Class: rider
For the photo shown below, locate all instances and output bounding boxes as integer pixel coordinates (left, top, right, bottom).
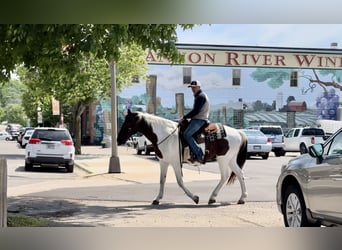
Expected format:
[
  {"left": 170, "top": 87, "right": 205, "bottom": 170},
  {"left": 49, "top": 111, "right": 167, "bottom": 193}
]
[{"left": 179, "top": 80, "right": 210, "bottom": 164}]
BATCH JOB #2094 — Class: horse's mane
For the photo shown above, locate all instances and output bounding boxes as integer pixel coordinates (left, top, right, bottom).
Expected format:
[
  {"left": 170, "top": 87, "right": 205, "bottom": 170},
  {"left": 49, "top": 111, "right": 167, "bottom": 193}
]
[{"left": 136, "top": 112, "right": 178, "bottom": 129}]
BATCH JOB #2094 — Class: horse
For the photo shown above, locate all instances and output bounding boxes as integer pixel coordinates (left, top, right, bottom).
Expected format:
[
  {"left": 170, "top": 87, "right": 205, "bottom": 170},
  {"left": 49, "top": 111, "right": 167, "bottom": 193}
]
[{"left": 117, "top": 110, "right": 248, "bottom": 205}]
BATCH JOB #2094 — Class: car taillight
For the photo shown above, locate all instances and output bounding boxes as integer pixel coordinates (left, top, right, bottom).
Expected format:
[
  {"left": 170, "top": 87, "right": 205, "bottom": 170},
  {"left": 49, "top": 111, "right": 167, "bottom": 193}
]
[
  {"left": 311, "top": 136, "right": 315, "bottom": 144},
  {"left": 61, "top": 140, "right": 73, "bottom": 146},
  {"left": 282, "top": 135, "right": 284, "bottom": 143},
  {"left": 267, "top": 137, "right": 272, "bottom": 143},
  {"left": 29, "top": 138, "right": 41, "bottom": 144}
]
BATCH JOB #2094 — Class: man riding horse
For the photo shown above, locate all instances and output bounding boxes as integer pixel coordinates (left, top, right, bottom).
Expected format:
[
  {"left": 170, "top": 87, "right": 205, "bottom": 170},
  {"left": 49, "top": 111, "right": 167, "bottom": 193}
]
[{"left": 178, "top": 80, "right": 210, "bottom": 165}]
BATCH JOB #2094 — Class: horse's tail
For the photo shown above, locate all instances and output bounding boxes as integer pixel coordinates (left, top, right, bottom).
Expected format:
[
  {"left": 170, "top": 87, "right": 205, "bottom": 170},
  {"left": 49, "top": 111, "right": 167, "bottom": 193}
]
[{"left": 227, "top": 130, "right": 248, "bottom": 184}]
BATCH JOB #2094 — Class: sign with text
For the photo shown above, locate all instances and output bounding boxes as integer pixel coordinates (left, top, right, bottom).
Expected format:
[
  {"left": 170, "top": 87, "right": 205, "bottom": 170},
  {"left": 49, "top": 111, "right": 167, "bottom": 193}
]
[
  {"left": 52, "top": 98, "right": 60, "bottom": 115},
  {"left": 146, "top": 45, "right": 342, "bottom": 69}
]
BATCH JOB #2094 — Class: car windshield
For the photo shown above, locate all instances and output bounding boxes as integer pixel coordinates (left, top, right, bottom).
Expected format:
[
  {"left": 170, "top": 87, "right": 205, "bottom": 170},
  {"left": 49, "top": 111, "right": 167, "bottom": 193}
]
[
  {"left": 260, "top": 127, "right": 282, "bottom": 135},
  {"left": 243, "top": 130, "right": 264, "bottom": 136},
  {"left": 302, "top": 128, "right": 325, "bottom": 136},
  {"left": 33, "top": 130, "right": 71, "bottom": 141}
]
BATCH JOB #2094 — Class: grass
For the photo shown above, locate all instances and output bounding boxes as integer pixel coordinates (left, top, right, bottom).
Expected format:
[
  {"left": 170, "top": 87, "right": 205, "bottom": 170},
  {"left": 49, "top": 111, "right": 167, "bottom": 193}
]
[{"left": 7, "top": 214, "right": 50, "bottom": 227}]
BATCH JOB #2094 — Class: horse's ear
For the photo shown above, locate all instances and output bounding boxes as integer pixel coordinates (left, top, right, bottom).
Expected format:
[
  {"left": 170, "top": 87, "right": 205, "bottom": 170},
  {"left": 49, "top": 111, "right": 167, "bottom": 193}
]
[{"left": 127, "top": 109, "right": 132, "bottom": 115}]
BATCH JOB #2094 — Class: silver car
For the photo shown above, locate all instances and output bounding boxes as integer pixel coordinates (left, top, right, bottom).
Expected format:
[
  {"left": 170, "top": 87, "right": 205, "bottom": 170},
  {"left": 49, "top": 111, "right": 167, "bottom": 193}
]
[
  {"left": 240, "top": 129, "right": 272, "bottom": 159},
  {"left": 276, "top": 127, "right": 342, "bottom": 227}
]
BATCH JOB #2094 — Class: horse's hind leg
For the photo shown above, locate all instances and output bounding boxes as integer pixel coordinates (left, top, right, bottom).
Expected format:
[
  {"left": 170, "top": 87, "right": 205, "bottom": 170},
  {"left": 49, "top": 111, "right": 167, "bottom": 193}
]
[
  {"left": 230, "top": 161, "right": 248, "bottom": 204},
  {"left": 152, "top": 161, "right": 169, "bottom": 205},
  {"left": 173, "top": 165, "right": 199, "bottom": 204},
  {"left": 208, "top": 158, "right": 229, "bottom": 204}
]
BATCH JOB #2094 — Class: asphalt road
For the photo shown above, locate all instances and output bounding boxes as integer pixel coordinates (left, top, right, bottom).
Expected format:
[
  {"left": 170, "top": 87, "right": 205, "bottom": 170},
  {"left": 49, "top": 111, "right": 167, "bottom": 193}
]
[{"left": 1, "top": 140, "right": 300, "bottom": 227}]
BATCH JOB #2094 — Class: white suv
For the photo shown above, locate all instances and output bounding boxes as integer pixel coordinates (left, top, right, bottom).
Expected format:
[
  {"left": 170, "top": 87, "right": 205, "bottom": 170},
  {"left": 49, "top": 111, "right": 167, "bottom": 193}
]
[
  {"left": 25, "top": 127, "right": 75, "bottom": 172},
  {"left": 248, "top": 125, "right": 285, "bottom": 157}
]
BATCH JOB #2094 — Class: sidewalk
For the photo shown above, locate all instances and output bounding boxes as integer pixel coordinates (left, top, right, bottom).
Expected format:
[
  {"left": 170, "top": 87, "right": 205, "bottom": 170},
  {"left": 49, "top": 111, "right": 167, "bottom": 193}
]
[{"left": 75, "top": 145, "right": 220, "bottom": 184}]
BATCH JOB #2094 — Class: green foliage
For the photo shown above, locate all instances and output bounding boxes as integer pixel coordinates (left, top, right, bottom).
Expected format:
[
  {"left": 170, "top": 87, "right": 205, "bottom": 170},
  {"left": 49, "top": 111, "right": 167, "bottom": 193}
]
[
  {"left": 319, "top": 69, "right": 342, "bottom": 83},
  {"left": 0, "top": 24, "right": 194, "bottom": 81},
  {"left": 250, "top": 68, "right": 290, "bottom": 89},
  {"left": 7, "top": 215, "right": 50, "bottom": 227},
  {"left": 0, "top": 24, "right": 195, "bottom": 151},
  {"left": 0, "top": 79, "right": 27, "bottom": 124}
]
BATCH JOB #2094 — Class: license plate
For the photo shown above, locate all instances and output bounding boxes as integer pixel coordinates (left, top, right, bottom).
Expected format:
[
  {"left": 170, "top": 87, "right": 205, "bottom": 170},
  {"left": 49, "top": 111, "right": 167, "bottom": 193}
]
[
  {"left": 253, "top": 145, "right": 261, "bottom": 150},
  {"left": 47, "top": 144, "right": 55, "bottom": 149}
]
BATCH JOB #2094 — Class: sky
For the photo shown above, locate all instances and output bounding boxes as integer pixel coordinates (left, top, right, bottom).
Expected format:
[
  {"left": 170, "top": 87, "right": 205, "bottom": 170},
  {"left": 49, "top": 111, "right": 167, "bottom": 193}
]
[{"left": 119, "top": 24, "right": 342, "bottom": 109}]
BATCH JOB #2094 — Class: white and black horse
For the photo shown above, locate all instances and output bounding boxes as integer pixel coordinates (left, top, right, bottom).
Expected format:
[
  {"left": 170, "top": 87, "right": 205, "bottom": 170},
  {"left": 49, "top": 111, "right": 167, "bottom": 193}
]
[{"left": 117, "top": 110, "right": 248, "bottom": 205}]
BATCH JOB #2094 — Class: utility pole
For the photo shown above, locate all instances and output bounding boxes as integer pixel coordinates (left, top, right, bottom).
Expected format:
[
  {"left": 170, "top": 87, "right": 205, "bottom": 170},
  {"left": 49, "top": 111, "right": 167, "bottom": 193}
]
[{"left": 108, "top": 61, "right": 121, "bottom": 173}]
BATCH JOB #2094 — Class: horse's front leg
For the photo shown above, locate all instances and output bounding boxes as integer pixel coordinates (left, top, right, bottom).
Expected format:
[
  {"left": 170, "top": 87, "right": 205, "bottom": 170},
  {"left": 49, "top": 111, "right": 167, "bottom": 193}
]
[
  {"left": 152, "top": 161, "right": 169, "bottom": 205},
  {"left": 172, "top": 164, "right": 199, "bottom": 204},
  {"left": 208, "top": 158, "right": 229, "bottom": 204}
]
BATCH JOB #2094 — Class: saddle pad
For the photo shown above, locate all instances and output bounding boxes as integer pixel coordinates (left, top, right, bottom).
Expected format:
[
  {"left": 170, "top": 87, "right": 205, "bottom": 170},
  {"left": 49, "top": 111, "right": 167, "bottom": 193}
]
[{"left": 205, "top": 123, "right": 226, "bottom": 143}]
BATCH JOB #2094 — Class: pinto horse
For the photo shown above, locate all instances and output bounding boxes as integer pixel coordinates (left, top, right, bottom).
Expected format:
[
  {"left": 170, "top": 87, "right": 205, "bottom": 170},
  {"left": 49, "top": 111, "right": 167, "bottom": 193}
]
[{"left": 117, "top": 110, "right": 248, "bottom": 205}]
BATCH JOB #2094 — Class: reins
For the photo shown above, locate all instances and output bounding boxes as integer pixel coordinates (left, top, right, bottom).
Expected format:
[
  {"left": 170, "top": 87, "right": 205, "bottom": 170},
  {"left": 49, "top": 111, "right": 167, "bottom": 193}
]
[
  {"left": 156, "top": 125, "right": 184, "bottom": 174},
  {"left": 157, "top": 126, "right": 178, "bottom": 146}
]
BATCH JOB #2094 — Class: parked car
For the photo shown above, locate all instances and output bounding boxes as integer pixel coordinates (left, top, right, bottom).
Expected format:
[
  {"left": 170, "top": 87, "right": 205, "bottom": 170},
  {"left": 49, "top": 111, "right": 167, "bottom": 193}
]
[
  {"left": 241, "top": 129, "right": 272, "bottom": 159},
  {"left": 248, "top": 125, "right": 285, "bottom": 157},
  {"left": 0, "top": 131, "right": 12, "bottom": 141},
  {"left": 25, "top": 127, "right": 75, "bottom": 172},
  {"left": 17, "top": 127, "right": 34, "bottom": 146},
  {"left": 126, "top": 135, "right": 139, "bottom": 148},
  {"left": 5, "top": 123, "right": 23, "bottom": 141},
  {"left": 276, "top": 127, "right": 342, "bottom": 227},
  {"left": 21, "top": 129, "right": 34, "bottom": 148},
  {"left": 284, "top": 127, "right": 327, "bottom": 154},
  {"left": 136, "top": 135, "right": 154, "bottom": 155}
]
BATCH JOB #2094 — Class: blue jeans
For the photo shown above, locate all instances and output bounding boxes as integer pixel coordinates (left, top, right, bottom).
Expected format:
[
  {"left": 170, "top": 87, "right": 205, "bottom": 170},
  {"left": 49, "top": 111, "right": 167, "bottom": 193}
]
[{"left": 183, "top": 119, "right": 206, "bottom": 160}]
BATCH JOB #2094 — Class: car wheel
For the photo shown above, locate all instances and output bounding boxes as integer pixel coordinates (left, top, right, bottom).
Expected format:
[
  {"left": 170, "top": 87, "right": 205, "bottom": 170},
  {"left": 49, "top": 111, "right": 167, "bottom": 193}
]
[
  {"left": 25, "top": 162, "right": 33, "bottom": 171},
  {"left": 274, "top": 150, "right": 282, "bottom": 157},
  {"left": 144, "top": 143, "right": 150, "bottom": 155},
  {"left": 136, "top": 146, "right": 142, "bottom": 155},
  {"left": 261, "top": 153, "right": 269, "bottom": 159},
  {"left": 283, "top": 185, "right": 320, "bottom": 227},
  {"left": 66, "top": 164, "right": 74, "bottom": 173},
  {"left": 300, "top": 144, "right": 307, "bottom": 154},
  {"left": 5, "top": 138, "right": 9, "bottom": 141}
]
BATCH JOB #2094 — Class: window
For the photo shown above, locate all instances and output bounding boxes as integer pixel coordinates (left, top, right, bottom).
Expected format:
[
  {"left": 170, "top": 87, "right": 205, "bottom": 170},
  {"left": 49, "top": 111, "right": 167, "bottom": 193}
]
[
  {"left": 232, "top": 69, "right": 241, "bottom": 86},
  {"left": 327, "top": 132, "right": 342, "bottom": 155},
  {"left": 183, "top": 67, "right": 192, "bottom": 84},
  {"left": 290, "top": 70, "right": 298, "bottom": 87}
]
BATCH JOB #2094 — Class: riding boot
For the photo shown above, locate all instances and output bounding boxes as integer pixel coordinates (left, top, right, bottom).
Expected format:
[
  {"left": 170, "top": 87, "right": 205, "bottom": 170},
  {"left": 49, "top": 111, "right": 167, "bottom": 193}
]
[{"left": 201, "top": 150, "right": 210, "bottom": 164}]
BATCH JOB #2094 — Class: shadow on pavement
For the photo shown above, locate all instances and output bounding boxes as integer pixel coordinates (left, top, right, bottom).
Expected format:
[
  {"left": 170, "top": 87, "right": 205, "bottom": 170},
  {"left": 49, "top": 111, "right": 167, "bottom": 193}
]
[{"left": 7, "top": 196, "right": 238, "bottom": 227}]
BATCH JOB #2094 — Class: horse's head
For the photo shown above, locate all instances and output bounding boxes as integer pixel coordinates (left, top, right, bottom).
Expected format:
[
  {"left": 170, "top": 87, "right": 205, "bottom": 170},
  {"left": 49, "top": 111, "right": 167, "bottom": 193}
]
[{"left": 117, "top": 110, "right": 140, "bottom": 145}]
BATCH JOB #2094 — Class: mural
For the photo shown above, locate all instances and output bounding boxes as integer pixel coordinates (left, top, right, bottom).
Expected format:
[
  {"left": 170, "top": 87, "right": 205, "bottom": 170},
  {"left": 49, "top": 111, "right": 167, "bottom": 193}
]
[
  {"left": 316, "top": 89, "right": 340, "bottom": 120},
  {"left": 117, "top": 65, "right": 342, "bottom": 127}
]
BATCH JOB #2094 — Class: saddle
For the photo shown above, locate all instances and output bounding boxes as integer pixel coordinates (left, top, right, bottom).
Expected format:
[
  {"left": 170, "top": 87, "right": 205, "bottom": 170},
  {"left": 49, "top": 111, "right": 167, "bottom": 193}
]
[{"left": 179, "top": 120, "right": 229, "bottom": 164}]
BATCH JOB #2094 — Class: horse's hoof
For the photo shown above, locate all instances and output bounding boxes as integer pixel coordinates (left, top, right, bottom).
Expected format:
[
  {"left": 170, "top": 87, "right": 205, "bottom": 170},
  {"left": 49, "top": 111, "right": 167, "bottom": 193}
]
[
  {"left": 193, "top": 196, "right": 199, "bottom": 204},
  {"left": 152, "top": 200, "right": 159, "bottom": 205},
  {"left": 237, "top": 200, "right": 245, "bottom": 204},
  {"left": 208, "top": 198, "right": 216, "bottom": 205}
]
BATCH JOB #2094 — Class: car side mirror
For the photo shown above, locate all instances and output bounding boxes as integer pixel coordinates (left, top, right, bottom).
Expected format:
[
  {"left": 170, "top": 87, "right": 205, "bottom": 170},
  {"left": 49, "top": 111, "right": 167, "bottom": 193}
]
[{"left": 308, "top": 143, "right": 324, "bottom": 162}]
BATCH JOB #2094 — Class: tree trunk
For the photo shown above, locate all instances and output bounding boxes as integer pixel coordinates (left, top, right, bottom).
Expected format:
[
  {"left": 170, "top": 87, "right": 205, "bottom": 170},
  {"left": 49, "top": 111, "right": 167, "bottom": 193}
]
[{"left": 73, "top": 102, "right": 86, "bottom": 155}]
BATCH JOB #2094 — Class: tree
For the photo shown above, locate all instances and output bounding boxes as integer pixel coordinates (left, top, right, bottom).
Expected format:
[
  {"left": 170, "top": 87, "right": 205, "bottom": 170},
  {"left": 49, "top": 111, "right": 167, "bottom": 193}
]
[
  {"left": 0, "top": 24, "right": 194, "bottom": 81},
  {"left": 2, "top": 24, "right": 196, "bottom": 153},
  {"left": 19, "top": 45, "right": 148, "bottom": 153},
  {"left": 0, "top": 79, "right": 27, "bottom": 124},
  {"left": 250, "top": 68, "right": 342, "bottom": 95},
  {"left": 250, "top": 68, "right": 291, "bottom": 89}
]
